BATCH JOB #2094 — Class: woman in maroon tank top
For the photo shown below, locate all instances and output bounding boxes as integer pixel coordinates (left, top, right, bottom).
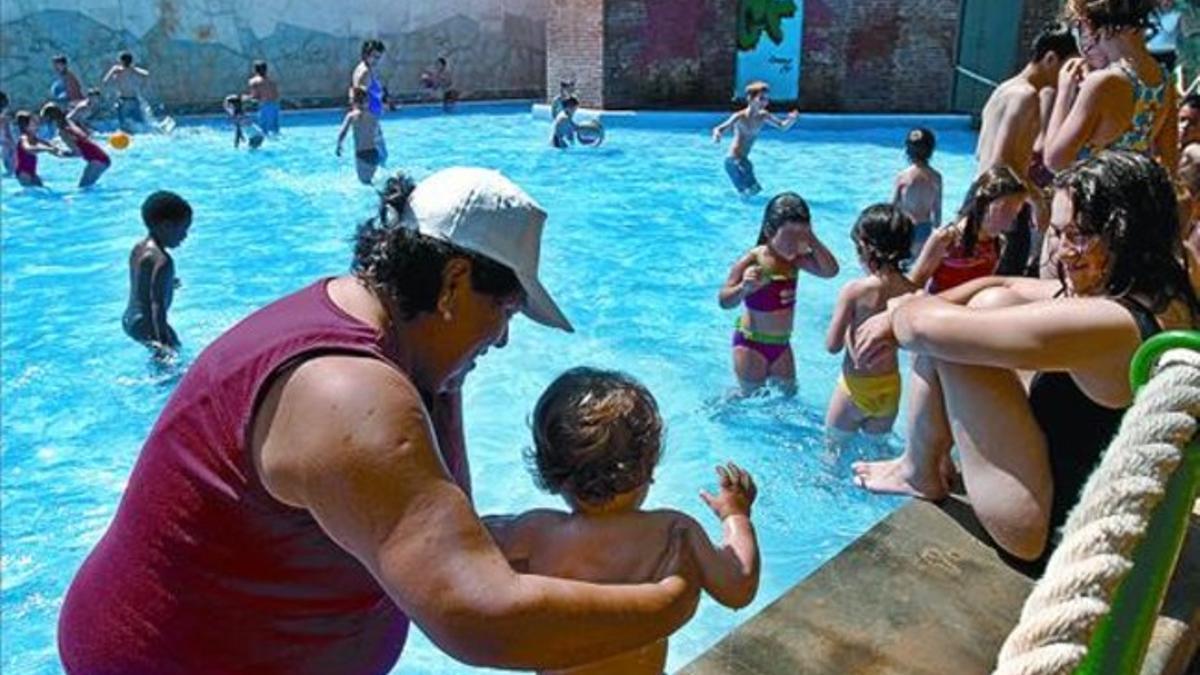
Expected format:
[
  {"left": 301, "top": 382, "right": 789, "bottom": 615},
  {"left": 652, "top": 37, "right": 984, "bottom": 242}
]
[{"left": 58, "top": 168, "right": 699, "bottom": 675}]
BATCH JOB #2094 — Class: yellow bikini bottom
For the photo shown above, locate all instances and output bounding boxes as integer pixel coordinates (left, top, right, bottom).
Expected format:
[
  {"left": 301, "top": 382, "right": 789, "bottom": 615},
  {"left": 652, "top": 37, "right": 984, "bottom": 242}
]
[{"left": 838, "top": 371, "right": 901, "bottom": 418}]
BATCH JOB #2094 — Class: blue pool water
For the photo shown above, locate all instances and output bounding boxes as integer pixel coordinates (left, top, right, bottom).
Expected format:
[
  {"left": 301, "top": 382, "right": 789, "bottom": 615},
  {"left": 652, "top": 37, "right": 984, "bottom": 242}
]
[{"left": 0, "top": 103, "right": 978, "bottom": 673}]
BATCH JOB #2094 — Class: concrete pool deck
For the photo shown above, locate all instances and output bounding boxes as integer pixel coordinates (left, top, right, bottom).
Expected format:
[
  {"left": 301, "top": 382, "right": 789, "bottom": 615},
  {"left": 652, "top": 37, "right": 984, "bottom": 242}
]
[{"left": 680, "top": 497, "right": 1200, "bottom": 675}]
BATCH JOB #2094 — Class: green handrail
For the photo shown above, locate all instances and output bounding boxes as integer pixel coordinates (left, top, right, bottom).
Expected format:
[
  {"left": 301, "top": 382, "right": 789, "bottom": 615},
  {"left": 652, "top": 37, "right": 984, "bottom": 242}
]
[{"left": 1077, "top": 331, "right": 1200, "bottom": 674}]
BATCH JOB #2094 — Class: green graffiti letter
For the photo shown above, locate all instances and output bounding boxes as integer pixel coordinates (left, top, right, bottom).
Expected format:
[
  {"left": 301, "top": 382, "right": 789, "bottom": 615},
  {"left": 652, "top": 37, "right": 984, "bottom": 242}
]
[{"left": 738, "top": 0, "right": 798, "bottom": 51}]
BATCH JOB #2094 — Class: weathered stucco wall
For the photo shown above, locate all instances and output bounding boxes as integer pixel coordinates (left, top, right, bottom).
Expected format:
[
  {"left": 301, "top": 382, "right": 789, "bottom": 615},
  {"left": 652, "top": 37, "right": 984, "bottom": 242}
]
[{"left": 1, "top": 0, "right": 547, "bottom": 112}]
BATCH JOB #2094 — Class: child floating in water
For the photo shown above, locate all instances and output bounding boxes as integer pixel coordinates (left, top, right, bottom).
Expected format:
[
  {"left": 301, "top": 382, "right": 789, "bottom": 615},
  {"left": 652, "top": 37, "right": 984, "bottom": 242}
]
[
  {"left": 892, "top": 128, "right": 942, "bottom": 259},
  {"left": 247, "top": 60, "right": 281, "bottom": 135},
  {"left": 124, "top": 191, "right": 191, "bottom": 361},
  {"left": 485, "top": 367, "right": 760, "bottom": 675},
  {"left": 223, "top": 94, "right": 264, "bottom": 149},
  {"left": 719, "top": 193, "right": 839, "bottom": 393},
  {"left": 336, "top": 86, "right": 380, "bottom": 184},
  {"left": 711, "top": 81, "right": 799, "bottom": 197},
  {"left": 13, "top": 110, "right": 67, "bottom": 187},
  {"left": 824, "top": 204, "right": 918, "bottom": 440},
  {"left": 40, "top": 102, "right": 110, "bottom": 187},
  {"left": 551, "top": 96, "right": 579, "bottom": 149}
]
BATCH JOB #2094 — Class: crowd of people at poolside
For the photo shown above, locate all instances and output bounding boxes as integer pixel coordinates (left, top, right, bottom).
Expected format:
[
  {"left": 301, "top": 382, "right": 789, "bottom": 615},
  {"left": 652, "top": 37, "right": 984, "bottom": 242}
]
[
  {"left": 38, "top": 0, "right": 1200, "bottom": 673},
  {"left": 0, "top": 41, "right": 458, "bottom": 188}
]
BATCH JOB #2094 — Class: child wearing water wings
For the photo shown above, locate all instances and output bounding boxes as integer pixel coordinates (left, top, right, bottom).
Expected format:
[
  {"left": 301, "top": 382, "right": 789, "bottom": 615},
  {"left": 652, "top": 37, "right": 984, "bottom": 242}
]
[
  {"left": 719, "top": 193, "right": 839, "bottom": 393},
  {"left": 40, "top": 102, "right": 110, "bottom": 187},
  {"left": 223, "top": 95, "right": 264, "bottom": 149},
  {"left": 484, "top": 367, "right": 760, "bottom": 675},
  {"left": 824, "top": 205, "right": 919, "bottom": 440},
  {"left": 336, "top": 86, "right": 380, "bottom": 184},
  {"left": 13, "top": 110, "right": 67, "bottom": 187}
]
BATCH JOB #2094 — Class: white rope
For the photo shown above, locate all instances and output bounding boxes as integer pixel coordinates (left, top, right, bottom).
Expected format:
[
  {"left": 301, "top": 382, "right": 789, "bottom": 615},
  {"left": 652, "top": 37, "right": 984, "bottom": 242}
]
[{"left": 992, "top": 348, "right": 1200, "bottom": 675}]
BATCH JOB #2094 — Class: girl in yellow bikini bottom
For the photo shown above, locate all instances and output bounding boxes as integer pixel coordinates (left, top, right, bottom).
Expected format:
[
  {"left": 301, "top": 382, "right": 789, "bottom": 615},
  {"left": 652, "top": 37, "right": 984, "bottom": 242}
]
[{"left": 837, "top": 371, "right": 901, "bottom": 418}]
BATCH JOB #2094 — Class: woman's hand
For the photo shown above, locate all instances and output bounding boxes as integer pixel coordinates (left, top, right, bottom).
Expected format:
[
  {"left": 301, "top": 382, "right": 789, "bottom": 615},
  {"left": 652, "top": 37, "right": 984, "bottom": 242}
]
[
  {"left": 852, "top": 308, "right": 899, "bottom": 369},
  {"left": 1058, "top": 57, "right": 1087, "bottom": 103}
]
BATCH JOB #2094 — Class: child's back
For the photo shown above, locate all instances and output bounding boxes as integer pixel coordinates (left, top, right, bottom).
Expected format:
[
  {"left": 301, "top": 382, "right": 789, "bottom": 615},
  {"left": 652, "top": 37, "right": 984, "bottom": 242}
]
[
  {"left": 486, "top": 368, "right": 760, "bottom": 675},
  {"left": 893, "top": 128, "right": 941, "bottom": 257},
  {"left": 838, "top": 272, "right": 917, "bottom": 378}
]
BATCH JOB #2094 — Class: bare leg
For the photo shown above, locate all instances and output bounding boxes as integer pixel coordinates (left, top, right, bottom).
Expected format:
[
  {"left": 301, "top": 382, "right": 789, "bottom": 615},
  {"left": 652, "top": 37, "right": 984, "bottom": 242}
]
[
  {"left": 853, "top": 354, "right": 952, "bottom": 499},
  {"left": 355, "top": 159, "right": 376, "bottom": 185},
  {"left": 767, "top": 347, "right": 797, "bottom": 396},
  {"left": 79, "top": 160, "right": 108, "bottom": 187},
  {"left": 733, "top": 346, "right": 768, "bottom": 393},
  {"left": 825, "top": 379, "right": 866, "bottom": 433}
]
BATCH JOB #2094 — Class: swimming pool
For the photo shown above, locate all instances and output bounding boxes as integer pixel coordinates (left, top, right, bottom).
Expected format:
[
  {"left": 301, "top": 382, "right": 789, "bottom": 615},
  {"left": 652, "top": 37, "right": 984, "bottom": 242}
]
[{"left": 0, "top": 102, "right": 979, "bottom": 673}]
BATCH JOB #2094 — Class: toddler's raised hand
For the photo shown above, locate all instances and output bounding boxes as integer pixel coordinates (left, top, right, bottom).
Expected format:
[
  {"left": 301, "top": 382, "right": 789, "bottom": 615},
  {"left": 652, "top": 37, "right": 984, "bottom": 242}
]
[{"left": 700, "top": 462, "right": 757, "bottom": 520}]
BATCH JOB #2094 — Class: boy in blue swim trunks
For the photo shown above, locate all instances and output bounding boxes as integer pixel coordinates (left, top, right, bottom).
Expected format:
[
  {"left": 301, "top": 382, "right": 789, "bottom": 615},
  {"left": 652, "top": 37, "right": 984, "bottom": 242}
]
[
  {"left": 892, "top": 127, "right": 942, "bottom": 260},
  {"left": 102, "top": 51, "right": 150, "bottom": 133},
  {"left": 712, "top": 81, "right": 799, "bottom": 197}
]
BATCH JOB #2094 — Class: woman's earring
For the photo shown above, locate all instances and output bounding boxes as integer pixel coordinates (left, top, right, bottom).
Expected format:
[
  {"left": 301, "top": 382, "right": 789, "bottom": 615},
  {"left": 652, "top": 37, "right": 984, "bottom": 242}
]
[{"left": 443, "top": 311, "right": 453, "bottom": 321}]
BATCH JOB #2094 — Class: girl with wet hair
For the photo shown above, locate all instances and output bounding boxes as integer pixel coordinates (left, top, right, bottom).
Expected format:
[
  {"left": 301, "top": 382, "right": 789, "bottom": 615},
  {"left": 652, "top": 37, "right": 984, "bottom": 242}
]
[
  {"left": 40, "top": 102, "right": 110, "bottom": 187},
  {"left": 719, "top": 192, "right": 839, "bottom": 393},
  {"left": 909, "top": 165, "right": 1032, "bottom": 293},
  {"left": 483, "top": 366, "right": 760, "bottom": 675},
  {"left": 1044, "top": 0, "right": 1177, "bottom": 174},
  {"left": 851, "top": 150, "right": 1199, "bottom": 564},
  {"left": 824, "top": 204, "right": 920, "bottom": 439}
]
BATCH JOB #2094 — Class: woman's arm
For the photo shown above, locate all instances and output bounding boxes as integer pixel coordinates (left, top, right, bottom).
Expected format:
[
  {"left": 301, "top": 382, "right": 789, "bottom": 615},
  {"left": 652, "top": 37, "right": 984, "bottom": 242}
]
[
  {"left": 1045, "top": 66, "right": 1120, "bottom": 171},
  {"left": 907, "top": 225, "right": 953, "bottom": 287},
  {"left": 254, "top": 357, "right": 700, "bottom": 670},
  {"left": 892, "top": 293, "right": 1142, "bottom": 372},
  {"left": 1155, "top": 83, "right": 1180, "bottom": 178}
]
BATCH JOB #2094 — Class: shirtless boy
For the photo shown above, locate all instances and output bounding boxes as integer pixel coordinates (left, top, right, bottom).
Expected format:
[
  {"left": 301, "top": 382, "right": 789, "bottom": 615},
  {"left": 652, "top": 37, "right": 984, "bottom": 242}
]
[
  {"left": 247, "top": 60, "right": 281, "bottom": 135},
  {"left": 892, "top": 128, "right": 942, "bottom": 259},
  {"left": 712, "top": 81, "right": 799, "bottom": 197},
  {"left": 124, "top": 191, "right": 192, "bottom": 360},
  {"left": 336, "top": 86, "right": 380, "bottom": 184},
  {"left": 102, "top": 51, "right": 151, "bottom": 133}
]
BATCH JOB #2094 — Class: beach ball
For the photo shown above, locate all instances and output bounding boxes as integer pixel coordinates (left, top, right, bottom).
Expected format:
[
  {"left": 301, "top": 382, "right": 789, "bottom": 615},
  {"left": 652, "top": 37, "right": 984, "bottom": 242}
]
[
  {"left": 109, "top": 132, "right": 131, "bottom": 150},
  {"left": 576, "top": 119, "right": 605, "bottom": 147}
]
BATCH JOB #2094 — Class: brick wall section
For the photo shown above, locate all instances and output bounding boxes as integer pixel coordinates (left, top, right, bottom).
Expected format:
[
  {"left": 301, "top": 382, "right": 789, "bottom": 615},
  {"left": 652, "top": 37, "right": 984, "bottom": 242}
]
[
  {"left": 800, "top": 0, "right": 960, "bottom": 112},
  {"left": 602, "top": 0, "right": 736, "bottom": 108},
  {"left": 546, "top": 0, "right": 606, "bottom": 107},
  {"left": 1017, "top": 0, "right": 1066, "bottom": 65}
]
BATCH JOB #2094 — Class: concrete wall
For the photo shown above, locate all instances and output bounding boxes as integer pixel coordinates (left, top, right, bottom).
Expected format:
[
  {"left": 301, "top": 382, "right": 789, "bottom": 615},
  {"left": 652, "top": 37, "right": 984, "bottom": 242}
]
[{"left": 0, "top": 0, "right": 548, "bottom": 113}]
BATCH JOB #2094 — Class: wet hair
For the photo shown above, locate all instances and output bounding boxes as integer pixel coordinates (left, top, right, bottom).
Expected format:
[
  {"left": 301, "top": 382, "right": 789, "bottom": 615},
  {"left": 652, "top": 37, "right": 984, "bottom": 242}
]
[
  {"left": 253, "top": 60, "right": 267, "bottom": 76},
  {"left": 957, "top": 166, "right": 1028, "bottom": 256},
  {"left": 1182, "top": 93, "right": 1200, "bottom": 112},
  {"left": 1053, "top": 150, "right": 1200, "bottom": 316},
  {"left": 528, "top": 367, "right": 663, "bottom": 505},
  {"left": 141, "top": 191, "right": 193, "bottom": 228},
  {"left": 361, "top": 39, "right": 385, "bottom": 59},
  {"left": 224, "top": 94, "right": 244, "bottom": 115},
  {"left": 0, "top": 91, "right": 8, "bottom": 109},
  {"left": 745, "top": 81, "right": 769, "bottom": 100},
  {"left": 349, "top": 85, "right": 367, "bottom": 105},
  {"left": 905, "top": 127, "right": 935, "bottom": 163},
  {"left": 853, "top": 204, "right": 914, "bottom": 272},
  {"left": 86, "top": 87, "right": 101, "bottom": 97},
  {"left": 351, "top": 171, "right": 523, "bottom": 321},
  {"left": 757, "top": 192, "right": 811, "bottom": 245},
  {"left": 39, "top": 102, "right": 66, "bottom": 125},
  {"left": 53, "top": 54, "right": 68, "bottom": 66},
  {"left": 560, "top": 80, "right": 575, "bottom": 90},
  {"left": 1031, "top": 23, "right": 1080, "bottom": 61},
  {"left": 119, "top": 51, "right": 133, "bottom": 66},
  {"left": 14, "top": 111, "right": 35, "bottom": 132},
  {"left": 1064, "top": 0, "right": 1157, "bottom": 33}
]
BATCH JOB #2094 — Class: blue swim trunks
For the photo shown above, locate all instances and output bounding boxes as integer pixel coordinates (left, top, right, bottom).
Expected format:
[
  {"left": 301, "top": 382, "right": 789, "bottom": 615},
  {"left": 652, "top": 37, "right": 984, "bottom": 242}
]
[
  {"left": 116, "top": 97, "right": 146, "bottom": 132},
  {"left": 724, "top": 156, "right": 761, "bottom": 196},
  {"left": 257, "top": 101, "right": 280, "bottom": 134}
]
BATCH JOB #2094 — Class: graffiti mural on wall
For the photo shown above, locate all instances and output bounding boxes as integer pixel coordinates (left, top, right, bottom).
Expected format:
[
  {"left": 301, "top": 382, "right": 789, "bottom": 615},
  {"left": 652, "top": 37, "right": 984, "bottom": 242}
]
[{"left": 735, "top": 0, "right": 803, "bottom": 100}]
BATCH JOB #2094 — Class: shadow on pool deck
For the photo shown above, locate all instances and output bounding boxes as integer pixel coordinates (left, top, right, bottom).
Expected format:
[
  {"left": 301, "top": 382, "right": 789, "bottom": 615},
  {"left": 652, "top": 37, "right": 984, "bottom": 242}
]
[{"left": 679, "top": 497, "right": 1200, "bottom": 675}]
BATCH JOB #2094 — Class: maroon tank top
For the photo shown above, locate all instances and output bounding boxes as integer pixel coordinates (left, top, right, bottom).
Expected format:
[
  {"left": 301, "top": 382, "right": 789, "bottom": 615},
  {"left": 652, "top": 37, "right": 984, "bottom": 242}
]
[{"left": 58, "top": 278, "right": 471, "bottom": 674}]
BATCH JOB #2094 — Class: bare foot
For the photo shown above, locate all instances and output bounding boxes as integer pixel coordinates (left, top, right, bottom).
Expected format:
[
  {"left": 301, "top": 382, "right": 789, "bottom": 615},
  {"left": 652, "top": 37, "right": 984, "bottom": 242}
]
[{"left": 852, "top": 456, "right": 949, "bottom": 500}]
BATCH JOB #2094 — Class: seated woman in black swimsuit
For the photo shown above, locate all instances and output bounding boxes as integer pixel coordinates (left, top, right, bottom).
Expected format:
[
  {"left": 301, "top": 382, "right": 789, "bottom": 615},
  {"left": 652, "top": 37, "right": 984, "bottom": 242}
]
[{"left": 850, "top": 150, "right": 1199, "bottom": 561}]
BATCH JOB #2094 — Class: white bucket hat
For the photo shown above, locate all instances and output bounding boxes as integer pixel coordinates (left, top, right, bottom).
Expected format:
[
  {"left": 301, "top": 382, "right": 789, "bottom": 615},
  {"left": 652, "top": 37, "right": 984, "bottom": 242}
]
[{"left": 398, "top": 167, "right": 573, "bottom": 332}]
